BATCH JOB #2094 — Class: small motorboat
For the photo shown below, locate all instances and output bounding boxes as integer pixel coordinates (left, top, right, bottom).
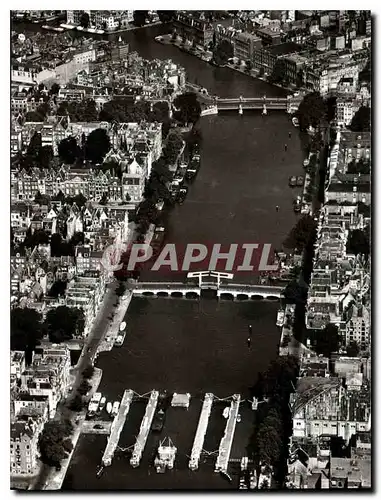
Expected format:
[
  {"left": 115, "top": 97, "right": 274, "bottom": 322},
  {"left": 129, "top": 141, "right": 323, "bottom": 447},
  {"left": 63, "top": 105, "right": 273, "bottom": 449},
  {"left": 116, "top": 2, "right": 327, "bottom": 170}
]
[
  {"left": 119, "top": 321, "right": 126, "bottom": 332},
  {"left": 292, "top": 116, "right": 299, "bottom": 127},
  {"left": 106, "top": 402, "right": 112, "bottom": 414},
  {"left": 99, "top": 397, "right": 106, "bottom": 412},
  {"left": 177, "top": 186, "right": 188, "bottom": 204},
  {"left": 289, "top": 176, "right": 297, "bottom": 187},
  {"left": 293, "top": 196, "right": 302, "bottom": 213},
  {"left": 296, "top": 176, "right": 304, "bottom": 187}
]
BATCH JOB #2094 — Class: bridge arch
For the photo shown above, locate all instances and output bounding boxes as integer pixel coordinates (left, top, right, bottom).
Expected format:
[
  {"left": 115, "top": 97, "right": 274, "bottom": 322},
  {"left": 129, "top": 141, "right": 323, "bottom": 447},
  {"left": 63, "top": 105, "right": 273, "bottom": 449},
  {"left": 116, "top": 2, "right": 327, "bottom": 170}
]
[
  {"left": 157, "top": 291, "right": 169, "bottom": 297},
  {"left": 237, "top": 293, "right": 249, "bottom": 300}
]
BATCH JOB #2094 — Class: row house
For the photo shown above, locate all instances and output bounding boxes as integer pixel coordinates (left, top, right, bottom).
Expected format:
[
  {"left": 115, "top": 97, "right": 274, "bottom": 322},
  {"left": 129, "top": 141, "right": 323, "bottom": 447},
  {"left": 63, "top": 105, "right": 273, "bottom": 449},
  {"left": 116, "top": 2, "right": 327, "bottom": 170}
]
[
  {"left": 336, "top": 97, "right": 362, "bottom": 126},
  {"left": 75, "top": 245, "right": 103, "bottom": 275},
  {"left": 11, "top": 127, "right": 23, "bottom": 157},
  {"left": 215, "top": 25, "right": 262, "bottom": 62},
  {"left": 65, "top": 272, "right": 106, "bottom": 337},
  {"left": 10, "top": 351, "right": 26, "bottom": 387},
  {"left": 344, "top": 304, "right": 371, "bottom": 349},
  {"left": 20, "top": 346, "right": 71, "bottom": 418},
  {"left": 10, "top": 418, "right": 44, "bottom": 476}
]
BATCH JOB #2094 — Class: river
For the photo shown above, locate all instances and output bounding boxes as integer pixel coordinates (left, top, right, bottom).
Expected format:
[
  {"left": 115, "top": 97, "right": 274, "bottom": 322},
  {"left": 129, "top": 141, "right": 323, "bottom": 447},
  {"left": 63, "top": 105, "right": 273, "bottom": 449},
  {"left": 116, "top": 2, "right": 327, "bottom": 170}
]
[{"left": 14, "top": 22, "right": 306, "bottom": 490}]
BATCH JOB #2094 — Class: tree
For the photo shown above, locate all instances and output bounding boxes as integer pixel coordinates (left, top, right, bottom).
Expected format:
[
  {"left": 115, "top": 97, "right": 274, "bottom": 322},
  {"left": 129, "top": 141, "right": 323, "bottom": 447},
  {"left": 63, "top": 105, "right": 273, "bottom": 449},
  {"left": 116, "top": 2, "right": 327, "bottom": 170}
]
[
  {"left": 157, "top": 11, "right": 176, "bottom": 23},
  {"left": 79, "top": 12, "right": 90, "bottom": 28},
  {"left": 69, "top": 394, "right": 84, "bottom": 412},
  {"left": 269, "top": 59, "right": 286, "bottom": 84},
  {"left": 283, "top": 215, "right": 317, "bottom": 252},
  {"left": 38, "top": 420, "right": 73, "bottom": 467},
  {"left": 11, "top": 308, "right": 43, "bottom": 357},
  {"left": 78, "top": 380, "right": 91, "bottom": 396},
  {"left": 245, "top": 60, "right": 252, "bottom": 72},
  {"left": 163, "top": 131, "right": 184, "bottom": 164},
  {"left": 312, "top": 323, "right": 340, "bottom": 357},
  {"left": 39, "top": 145, "right": 54, "bottom": 168},
  {"left": 173, "top": 92, "right": 201, "bottom": 125},
  {"left": 50, "top": 83, "right": 60, "bottom": 95},
  {"left": 346, "top": 341, "right": 360, "bottom": 357},
  {"left": 85, "top": 128, "right": 111, "bottom": 164},
  {"left": 25, "top": 111, "right": 44, "bottom": 122},
  {"left": 133, "top": 11, "right": 148, "bottom": 27},
  {"left": 296, "top": 92, "right": 326, "bottom": 132},
  {"left": 213, "top": 39, "right": 234, "bottom": 66},
  {"left": 349, "top": 106, "right": 371, "bottom": 132},
  {"left": 347, "top": 227, "right": 370, "bottom": 256},
  {"left": 82, "top": 365, "right": 95, "bottom": 379},
  {"left": 45, "top": 306, "right": 85, "bottom": 343},
  {"left": 58, "top": 136, "right": 80, "bottom": 164}
]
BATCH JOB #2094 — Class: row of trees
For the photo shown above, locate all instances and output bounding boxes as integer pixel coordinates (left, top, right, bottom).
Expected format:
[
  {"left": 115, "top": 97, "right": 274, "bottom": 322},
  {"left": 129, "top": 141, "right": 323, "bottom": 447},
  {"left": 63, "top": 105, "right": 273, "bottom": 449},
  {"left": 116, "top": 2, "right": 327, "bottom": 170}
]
[
  {"left": 349, "top": 106, "right": 371, "bottom": 132},
  {"left": 212, "top": 39, "right": 234, "bottom": 66},
  {"left": 249, "top": 356, "right": 299, "bottom": 474},
  {"left": 58, "top": 128, "right": 111, "bottom": 165},
  {"left": 38, "top": 420, "right": 74, "bottom": 468},
  {"left": 11, "top": 306, "right": 85, "bottom": 355},
  {"left": 346, "top": 157, "right": 370, "bottom": 175}
]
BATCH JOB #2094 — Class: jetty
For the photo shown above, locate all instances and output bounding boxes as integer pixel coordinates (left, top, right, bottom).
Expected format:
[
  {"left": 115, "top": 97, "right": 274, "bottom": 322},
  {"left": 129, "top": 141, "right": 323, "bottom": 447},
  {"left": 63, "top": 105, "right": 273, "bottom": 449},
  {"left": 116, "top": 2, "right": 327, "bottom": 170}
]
[
  {"left": 102, "top": 390, "right": 134, "bottom": 466},
  {"left": 215, "top": 394, "right": 241, "bottom": 473},
  {"left": 130, "top": 390, "right": 159, "bottom": 467},
  {"left": 189, "top": 393, "right": 214, "bottom": 470}
]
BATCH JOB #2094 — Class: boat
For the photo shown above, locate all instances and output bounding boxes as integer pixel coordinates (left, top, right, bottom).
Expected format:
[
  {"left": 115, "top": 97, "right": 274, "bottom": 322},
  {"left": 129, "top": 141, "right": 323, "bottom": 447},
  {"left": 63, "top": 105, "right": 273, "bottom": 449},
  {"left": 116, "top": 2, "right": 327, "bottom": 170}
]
[
  {"left": 249, "top": 469, "right": 258, "bottom": 489},
  {"left": 276, "top": 309, "right": 285, "bottom": 327},
  {"left": 152, "top": 408, "right": 166, "bottom": 432},
  {"left": 262, "top": 104, "right": 267, "bottom": 116},
  {"left": 292, "top": 116, "right": 299, "bottom": 127},
  {"left": 154, "top": 437, "right": 177, "bottom": 473},
  {"left": 119, "top": 321, "right": 126, "bottom": 332},
  {"left": 76, "top": 26, "right": 84, "bottom": 31},
  {"left": 296, "top": 176, "right": 304, "bottom": 187},
  {"left": 114, "top": 332, "right": 126, "bottom": 347},
  {"left": 111, "top": 401, "right": 120, "bottom": 417},
  {"left": 99, "top": 397, "right": 106, "bottom": 412},
  {"left": 42, "top": 25, "right": 64, "bottom": 32},
  {"left": 288, "top": 176, "right": 297, "bottom": 187},
  {"left": 87, "top": 393, "right": 102, "bottom": 418},
  {"left": 96, "top": 465, "right": 104, "bottom": 478},
  {"left": 177, "top": 186, "right": 188, "bottom": 205},
  {"left": 106, "top": 402, "right": 112, "bottom": 414},
  {"left": 293, "top": 196, "right": 302, "bottom": 213}
]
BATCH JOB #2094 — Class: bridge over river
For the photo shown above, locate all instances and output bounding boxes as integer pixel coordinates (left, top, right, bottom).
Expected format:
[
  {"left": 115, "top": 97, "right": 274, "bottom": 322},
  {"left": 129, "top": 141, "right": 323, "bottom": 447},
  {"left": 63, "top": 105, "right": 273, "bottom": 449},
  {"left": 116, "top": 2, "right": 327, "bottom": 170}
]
[{"left": 132, "top": 282, "right": 283, "bottom": 300}]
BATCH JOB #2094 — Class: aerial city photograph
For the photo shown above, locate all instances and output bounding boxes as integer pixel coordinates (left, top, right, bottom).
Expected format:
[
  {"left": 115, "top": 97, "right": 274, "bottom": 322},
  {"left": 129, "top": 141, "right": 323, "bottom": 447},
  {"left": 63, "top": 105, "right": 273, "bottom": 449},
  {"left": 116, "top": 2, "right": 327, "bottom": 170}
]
[{"left": 10, "top": 8, "right": 372, "bottom": 491}]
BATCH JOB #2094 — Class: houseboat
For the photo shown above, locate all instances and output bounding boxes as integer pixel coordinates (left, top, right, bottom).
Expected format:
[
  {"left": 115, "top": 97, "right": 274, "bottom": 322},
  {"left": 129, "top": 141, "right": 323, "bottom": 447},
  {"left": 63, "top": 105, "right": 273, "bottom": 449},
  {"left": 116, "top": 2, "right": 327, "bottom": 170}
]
[
  {"left": 154, "top": 438, "right": 177, "bottom": 473},
  {"left": 177, "top": 186, "right": 188, "bottom": 204},
  {"left": 114, "top": 331, "right": 126, "bottom": 347},
  {"left": 42, "top": 25, "right": 64, "bottom": 32},
  {"left": 99, "top": 397, "right": 106, "bottom": 412},
  {"left": 293, "top": 196, "right": 302, "bottom": 213},
  {"left": 276, "top": 309, "right": 285, "bottom": 327},
  {"left": 111, "top": 401, "right": 120, "bottom": 417},
  {"left": 87, "top": 392, "right": 102, "bottom": 418}
]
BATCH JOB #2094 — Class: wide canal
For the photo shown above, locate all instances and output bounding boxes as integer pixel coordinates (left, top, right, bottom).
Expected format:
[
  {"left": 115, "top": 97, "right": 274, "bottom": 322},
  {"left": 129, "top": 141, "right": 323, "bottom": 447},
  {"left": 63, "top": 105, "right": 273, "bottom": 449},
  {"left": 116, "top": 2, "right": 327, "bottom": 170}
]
[{"left": 14, "top": 22, "right": 307, "bottom": 490}]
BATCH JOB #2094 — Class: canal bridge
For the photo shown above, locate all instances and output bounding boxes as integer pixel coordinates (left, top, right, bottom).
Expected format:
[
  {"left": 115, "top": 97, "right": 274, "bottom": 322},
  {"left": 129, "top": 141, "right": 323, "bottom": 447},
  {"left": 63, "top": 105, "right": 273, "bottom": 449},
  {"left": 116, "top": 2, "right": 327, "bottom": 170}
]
[{"left": 132, "top": 282, "right": 283, "bottom": 300}]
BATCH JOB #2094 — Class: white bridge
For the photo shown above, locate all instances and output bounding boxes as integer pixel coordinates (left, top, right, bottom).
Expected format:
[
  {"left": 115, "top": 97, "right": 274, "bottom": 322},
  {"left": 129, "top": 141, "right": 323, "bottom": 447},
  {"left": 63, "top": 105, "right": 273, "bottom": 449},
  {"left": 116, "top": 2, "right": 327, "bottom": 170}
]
[{"left": 132, "top": 282, "right": 282, "bottom": 300}]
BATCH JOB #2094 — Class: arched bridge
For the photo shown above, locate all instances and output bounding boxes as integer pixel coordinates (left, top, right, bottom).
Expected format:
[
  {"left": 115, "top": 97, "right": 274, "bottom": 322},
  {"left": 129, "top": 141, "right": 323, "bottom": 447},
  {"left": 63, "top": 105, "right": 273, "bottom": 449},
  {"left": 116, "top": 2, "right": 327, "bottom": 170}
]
[
  {"left": 132, "top": 282, "right": 283, "bottom": 300},
  {"left": 217, "top": 97, "right": 289, "bottom": 110}
]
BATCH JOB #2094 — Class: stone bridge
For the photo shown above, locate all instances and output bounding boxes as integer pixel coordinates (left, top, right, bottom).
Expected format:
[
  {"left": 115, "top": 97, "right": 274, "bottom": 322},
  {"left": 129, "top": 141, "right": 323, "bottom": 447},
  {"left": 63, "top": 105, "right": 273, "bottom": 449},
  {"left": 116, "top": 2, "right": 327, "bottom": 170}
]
[{"left": 132, "top": 282, "right": 283, "bottom": 300}]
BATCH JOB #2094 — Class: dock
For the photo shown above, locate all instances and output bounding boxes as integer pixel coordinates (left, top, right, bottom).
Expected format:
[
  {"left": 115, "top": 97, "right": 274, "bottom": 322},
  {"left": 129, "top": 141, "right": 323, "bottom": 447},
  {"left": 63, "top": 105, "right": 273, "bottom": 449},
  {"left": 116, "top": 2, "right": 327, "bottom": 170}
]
[
  {"left": 215, "top": 394, "right": 241, "bottom": 473},
  {"left": 130, "top": 390, "right": 159, "bottom": 467},
  {"left": 102, "top": 390, "right": 134, "bottom": 466},
  {"left": 189, "top": 393, "right": 214, "bottom": 470}
]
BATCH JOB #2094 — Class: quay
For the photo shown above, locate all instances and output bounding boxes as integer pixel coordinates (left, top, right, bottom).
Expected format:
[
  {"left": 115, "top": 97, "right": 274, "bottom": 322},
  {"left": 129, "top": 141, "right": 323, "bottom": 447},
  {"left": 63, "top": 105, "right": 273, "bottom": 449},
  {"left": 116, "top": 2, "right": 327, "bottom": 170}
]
[
  {"left": 102, "top": 390, "right": 134, "bottom": 467},
  {"left": 189, "top": 393, "right": 214, "bottom": 471},
  {"left": 215, "top": 394, "right": 241, "bottom": 473},
  {"left": 130, "top": 390, "right": 159, "bottom": 468}
]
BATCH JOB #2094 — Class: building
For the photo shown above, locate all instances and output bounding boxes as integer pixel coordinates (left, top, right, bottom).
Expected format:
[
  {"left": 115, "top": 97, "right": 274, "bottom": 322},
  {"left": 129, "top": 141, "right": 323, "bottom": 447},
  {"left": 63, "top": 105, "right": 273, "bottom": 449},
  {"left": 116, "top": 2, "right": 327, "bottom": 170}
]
[
  {"left": 10, "top": 419, "right": 42, "bottom": 476},
  {"left": 173, "top": 12, "right": 214, "bottom": 48},
  {"left": 290, "top": 377, "right": 371, "bottom": 442},
  {"left": 336, "top": 97, "right": 362, "bottom": 126},
  {"left": 329, "top": 457, "right": 371, "bottom": 488},
  {"left": 344, "top": 304, "right": 371, "bottom": 349},
  {"left": 255, "top": 24, "right": 282, "bottom": 46}
]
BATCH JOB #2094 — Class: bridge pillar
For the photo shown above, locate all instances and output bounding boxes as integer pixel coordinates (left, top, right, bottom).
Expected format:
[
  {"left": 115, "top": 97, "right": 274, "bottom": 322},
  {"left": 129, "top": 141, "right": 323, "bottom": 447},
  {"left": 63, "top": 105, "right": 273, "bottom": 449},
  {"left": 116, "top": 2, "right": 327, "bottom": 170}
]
[{"left": 238, "top": 104, "right": 243, "bottom": 115}]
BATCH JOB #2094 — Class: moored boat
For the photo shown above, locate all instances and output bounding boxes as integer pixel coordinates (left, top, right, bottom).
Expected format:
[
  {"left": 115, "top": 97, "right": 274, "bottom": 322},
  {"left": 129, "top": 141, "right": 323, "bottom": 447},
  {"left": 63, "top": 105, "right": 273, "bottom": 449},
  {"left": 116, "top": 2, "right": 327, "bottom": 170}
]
[
  {"left": 99, "top": 397, "right": 106, "bottom": 412},
  {"left": 289, "top": 176, "right": 297, "bottom": 187},
  {"left": 106, "top": 402, "right": 112, "bottom": 414},
  {"left": 177, "top": 186, "right": 188, "bottom": 204},
  {"left": 296, "top": 176, "right": 304, "bottom": 187},
  {"left": 276, "top": 309, "right": 285, "bottom": 327},
  {"left": 111, "top": 401, "right": 120, "bottom": 417},
  {"left": 114, "top": 332, "right": 126, "bottom": 347},
  {"left": 119, "top": 321, "right": 126, "bottom": 332},
  {"left": 292, "top": 116, "right": 299, "bottom": 127}
]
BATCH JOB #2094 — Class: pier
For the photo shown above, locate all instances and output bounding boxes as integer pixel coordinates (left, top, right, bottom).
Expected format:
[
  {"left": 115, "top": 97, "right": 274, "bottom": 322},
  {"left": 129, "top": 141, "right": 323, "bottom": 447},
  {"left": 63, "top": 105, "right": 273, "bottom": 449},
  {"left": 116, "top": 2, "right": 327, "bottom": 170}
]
[
  {"left": 102, "top": 390, "right": 134, "bottom": 467},
  {"left": 215, "top": 394, "right": 241, "bottom": 473},
  {"left": 189, "top": 393, "right": 214, "bottom": 471},
  {"left": 130, "top": 390, "right": 159, "bottom": 468}
]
